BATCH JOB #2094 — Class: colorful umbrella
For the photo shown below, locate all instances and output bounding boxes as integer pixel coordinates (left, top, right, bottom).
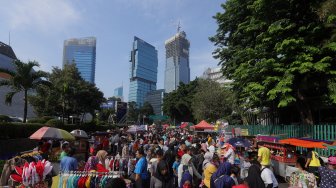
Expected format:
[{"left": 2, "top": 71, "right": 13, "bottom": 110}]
[
  {"left": 227, "top": 137, "right": 252, "bottom": 148},
  {"left": 29, "top": 126, "right": 75, "bottom": 141},
  {"left": 180, "top": 122, "right": 194, "bottom": 129},
  {"left": 70, "top": 129, "right": 89, "bottom": 138}
]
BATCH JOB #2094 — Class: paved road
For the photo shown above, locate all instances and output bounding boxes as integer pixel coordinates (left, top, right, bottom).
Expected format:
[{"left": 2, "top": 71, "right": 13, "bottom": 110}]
[{"left": 279, "top": 183, "right": 289, "bottom": 188}]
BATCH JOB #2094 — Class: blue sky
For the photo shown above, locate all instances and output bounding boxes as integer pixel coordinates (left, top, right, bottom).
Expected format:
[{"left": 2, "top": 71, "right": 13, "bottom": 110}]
[{"left": 0, "top": 0, "right": 223, "bottom": 99}]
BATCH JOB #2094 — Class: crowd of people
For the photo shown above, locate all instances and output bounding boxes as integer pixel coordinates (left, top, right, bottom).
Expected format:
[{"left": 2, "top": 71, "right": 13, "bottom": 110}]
[{"left": 56, "top": 128, "right": 336, "bottom": 188}]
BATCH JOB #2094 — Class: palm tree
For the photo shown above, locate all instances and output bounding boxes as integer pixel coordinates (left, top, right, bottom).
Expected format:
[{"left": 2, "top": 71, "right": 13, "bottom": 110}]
[{"left": 0, "top": 60, "right": 50, "bottom": 123}]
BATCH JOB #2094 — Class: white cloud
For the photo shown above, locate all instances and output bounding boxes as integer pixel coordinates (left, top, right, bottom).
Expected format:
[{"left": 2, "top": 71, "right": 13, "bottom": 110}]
[{"left": 0, "top": 0, "right": 81, "bottom": 32}]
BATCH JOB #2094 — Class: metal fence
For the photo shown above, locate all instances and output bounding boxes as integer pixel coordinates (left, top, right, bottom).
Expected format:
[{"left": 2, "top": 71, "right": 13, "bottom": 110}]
[{"left": 227, "top": 124, "right": 336, "bottom": 156}]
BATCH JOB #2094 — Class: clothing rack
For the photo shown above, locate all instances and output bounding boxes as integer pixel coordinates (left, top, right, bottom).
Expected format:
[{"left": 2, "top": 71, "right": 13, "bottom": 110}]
[
  {"left": 58, "top": 171, "right": 125, "bottom": 188},
  {"left": 59, "top": 171, "right": 124, "bottom": 177}
]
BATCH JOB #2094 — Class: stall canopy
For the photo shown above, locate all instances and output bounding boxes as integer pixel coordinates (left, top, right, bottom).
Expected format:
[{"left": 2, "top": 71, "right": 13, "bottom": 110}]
[
  {"left": 279, "top": 138, "right": 327, "bottom": 149},
  {"left": 194, "top": 120, "right": 214, "bottom": 130}
]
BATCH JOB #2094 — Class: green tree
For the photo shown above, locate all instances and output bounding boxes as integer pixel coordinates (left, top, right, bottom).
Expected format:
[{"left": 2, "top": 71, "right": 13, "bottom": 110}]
[
  {"left": 127, "top": 101, "right": 139, "bottom": 123},
  {"left": 211, "top": 0, "right": 336, "bottom": 125},
  {"left": 0, "top": 60, "right": 50, "bottom": 123},
  {"left": 192, "top": 79, "right": 234, "bottom": 122},
  {"left": 163, "top": 79, "right": 199, "bottom": 123},
  {"left": 29, "top": 64, "right": 104, "bottom": 123},
  {"left": 140, "top": 102, "right": 154, "bottom": 124}
]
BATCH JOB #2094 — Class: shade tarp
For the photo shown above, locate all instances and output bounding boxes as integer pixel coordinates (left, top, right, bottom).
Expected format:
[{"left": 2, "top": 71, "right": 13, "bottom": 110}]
[
  {"left": 148, "top": 115, "right": 169, "bottom": 121},
  {"left": 127, "top": 125, "right": 147, "bottom": 133},
  {"left": 279, "top": 138, "right": 326, "bottom": 149},
  {"left": 194, "top": 120, "right": 214, "bottom": 130}
]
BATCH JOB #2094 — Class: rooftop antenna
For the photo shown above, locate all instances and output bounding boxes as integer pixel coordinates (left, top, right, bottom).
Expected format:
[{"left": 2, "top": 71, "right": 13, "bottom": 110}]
[
  {"left": 177, "top": 21, "right": 181, "bottom": 33},
  {"left": 8, "top": 32, "right": 11, "bottom": 46}
]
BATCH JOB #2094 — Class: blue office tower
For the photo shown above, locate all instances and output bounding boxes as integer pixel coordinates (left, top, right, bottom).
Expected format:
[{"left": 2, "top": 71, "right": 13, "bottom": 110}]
[
  {"left": 114, "top": 86, "right": 124, "bottom": 100},
  {"left": 128, "top": 36, "right": 158, "bottom": 107},
  {"left": 63, "top": 37, "right": 96, "bottom": 83}
]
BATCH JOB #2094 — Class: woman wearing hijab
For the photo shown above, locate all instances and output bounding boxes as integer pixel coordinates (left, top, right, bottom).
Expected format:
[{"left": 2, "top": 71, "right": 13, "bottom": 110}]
[
  {"left": 96, "top": 150, "right": 109, "bottom": 172},
  {"left": 178, "top": 154, "right": 194, "bottom": 188},
  {"left": 202, "top": 152, "right": 213, "bottom": 170},
  {"left": 210, "top": 162, "right": 235, "bottom": 188},
  {"left": 245, "top": 165, "right": 265, "bottom": 188},
  {"left": 203, "top": 152, "right": 219, "bottom": 188},
  {"left": 150, "top": 160, "right": 174, "bottom": 188}
]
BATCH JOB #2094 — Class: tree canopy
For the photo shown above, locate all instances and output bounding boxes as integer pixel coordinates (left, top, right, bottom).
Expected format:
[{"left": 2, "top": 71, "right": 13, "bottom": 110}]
[
  {"left": 29, "top": 64, "right": 104, "bottom": 123},
  {"left": 163, "top": 80, "right": 199, "bottom": 123},
  {"left": 191, "top": 79, "right": 234, "bottom": 122},
  {"left": 211, "top": 0, "right": 336, "bottom": 124}
]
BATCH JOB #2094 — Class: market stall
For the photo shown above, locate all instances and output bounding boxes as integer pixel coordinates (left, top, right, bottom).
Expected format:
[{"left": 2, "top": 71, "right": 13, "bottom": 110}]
[
  {"left": 70, "top": 129, "right": 89, "bottom": 162},
  {"left": 257, "top": 139, "right": 297, "bottom": 178},
  {"left": 192, "top": 120, "right": 214, "bottom": 134}
]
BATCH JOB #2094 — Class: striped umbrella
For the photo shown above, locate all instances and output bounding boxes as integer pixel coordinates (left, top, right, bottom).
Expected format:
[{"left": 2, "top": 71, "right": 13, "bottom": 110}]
[{"left": 29, "top": 126, "right": 75, "bottom": 141}]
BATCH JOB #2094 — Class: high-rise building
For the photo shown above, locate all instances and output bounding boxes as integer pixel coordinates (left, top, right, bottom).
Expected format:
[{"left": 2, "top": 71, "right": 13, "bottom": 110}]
[
  {"left": 63, "top": 37, "right": 96, "bottom": 83},
  {"left": 164, "top": 31, "right": 190, "bottom": 93},
  {"left": 144, "top": 89, "right": 165, "bottom": 115},
  {"left": 128, "top": 36, "right": 158, "bottom": 107},
  {"left": 202, "top": 67, "right": 232, "bottom": 84},
  {"left": 113, "top": 86, "right": 123, "bottom": 100}
]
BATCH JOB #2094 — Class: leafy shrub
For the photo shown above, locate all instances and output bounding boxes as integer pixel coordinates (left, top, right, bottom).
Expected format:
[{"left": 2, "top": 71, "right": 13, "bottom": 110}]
[
  {"left": 0, "top": 115, "right": 11, "bottom": 122},
  {"left": 41, "top": 116, "right": 54, "bottom": 122},
  {"left": 28, "top": 118, "right": 46, "bottom": 124},
  {"left": 46, "top": 119, "right": 64, "bottom": 127}
]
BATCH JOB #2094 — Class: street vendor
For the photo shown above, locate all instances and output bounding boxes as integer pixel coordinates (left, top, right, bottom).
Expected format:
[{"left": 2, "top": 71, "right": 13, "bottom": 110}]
[
  {"left": 59, "top": 141, "right": 70, "bottom": 160},
  {"left": 258, "top": 145, "right": 271, "bottom": 167}
]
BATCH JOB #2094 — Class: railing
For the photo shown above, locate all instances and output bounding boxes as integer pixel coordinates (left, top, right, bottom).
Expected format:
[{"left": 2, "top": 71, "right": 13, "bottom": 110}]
[{"left": 227, "top": 124, "right": 336, "bottom": 157}]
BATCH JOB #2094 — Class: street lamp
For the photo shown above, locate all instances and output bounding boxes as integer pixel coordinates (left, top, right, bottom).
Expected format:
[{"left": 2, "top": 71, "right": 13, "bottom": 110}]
[{"left": 143, "top": 115, "right": 146, "bottom": 125}]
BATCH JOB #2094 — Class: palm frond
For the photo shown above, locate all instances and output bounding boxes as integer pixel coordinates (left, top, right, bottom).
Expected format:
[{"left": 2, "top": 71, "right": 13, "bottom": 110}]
[
  {"left": 32, "top": 80, "right": 52, "bottom": 89},
  {"left": 27, "top": 61, "right": 40, "bottom": 70},
  {"left": 31, "top": 70, "right": 49, "bottom": 81},
  {"left": 5, "top": 91, "right": 18, "bottom": 105}
]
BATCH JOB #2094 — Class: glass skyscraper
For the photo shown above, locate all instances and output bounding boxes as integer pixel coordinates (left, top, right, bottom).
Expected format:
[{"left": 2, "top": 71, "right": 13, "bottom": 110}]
[
  {"left": 164, "top": 31, "right": 190, "bottom": 93},
  {"left": 144, "top": 89, "right": 165, "bottom": 115},
  {"left": 114, "top": 86, "right": 123, "bottom": 100},
  {"left": 128, "top": 36, "right": 158, "bottom": 107},
  {"left": 63, "top": 37, "right": 96, "bottom": 84}
]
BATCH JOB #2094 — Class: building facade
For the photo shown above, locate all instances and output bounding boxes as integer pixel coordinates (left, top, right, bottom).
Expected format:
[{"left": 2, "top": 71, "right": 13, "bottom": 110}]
[
  {"left": 164, "top": 31, "right": 190, "bottom": 93},
  {"left": 128, "top": 36, "right": 158, "bottom": 107},
  {"left": 63, "top": 37, "right": 96, "bottom": 83},
  {"left": 113, "top": 86, "right": 123, "bottom": 100},
  {"left": 144, "top": 89, "right": 165, "bottom": 115},
  {"left": 0, "top": 42, "right": 36, "bottom": 119},
  {"left": 202, "top": 67, "right": 232, "bottom": 84}
]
